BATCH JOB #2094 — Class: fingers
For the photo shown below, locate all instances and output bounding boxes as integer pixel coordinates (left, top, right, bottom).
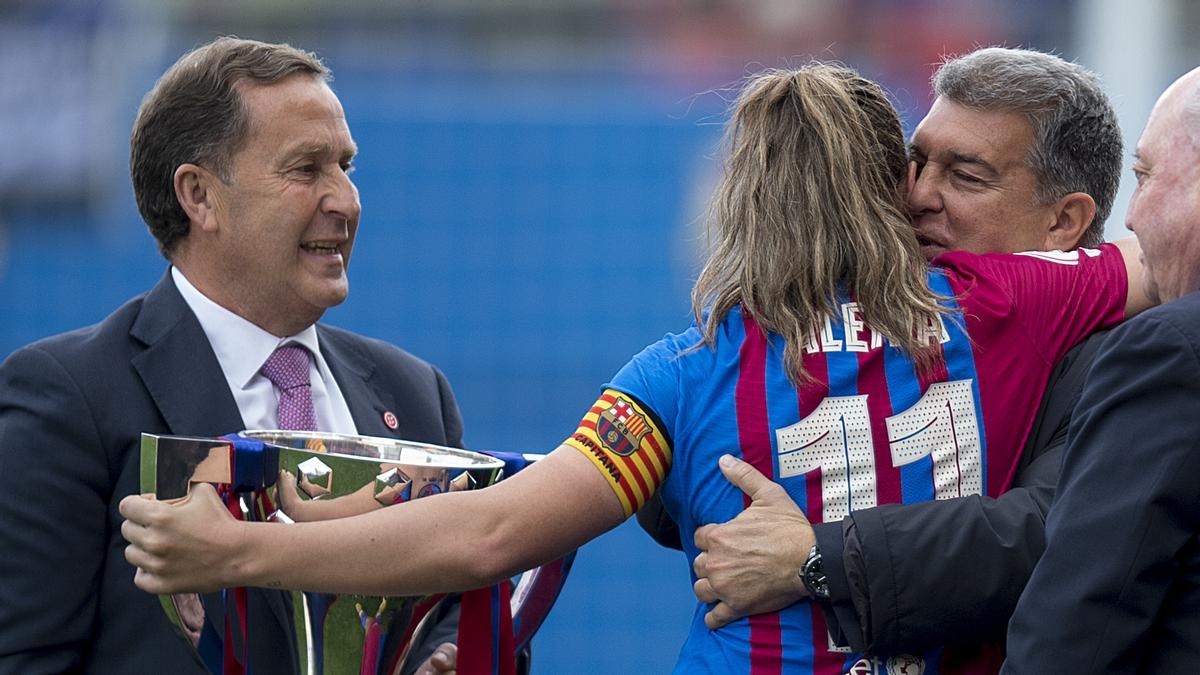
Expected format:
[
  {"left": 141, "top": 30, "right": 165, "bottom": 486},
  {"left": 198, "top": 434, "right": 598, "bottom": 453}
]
[
  {"left": 718, "top": 454, "right": 780, "bottom": 503},
  {"left": 693, "top": 577, "right": 718, "bottom": 604},
  {"left": 120, "top": 481, "right": 232, "bottom": 596},
  {"left": 693, "top": 523, "right": 714, "bottom": 550},
  {"left": 118, "top": 492, "right": 162, "bottom": 526},
  {"left": 277, "top": 470, "right": 303, "bottom": 513},
  {"left": 432, "top": 642, "right": 457, "bottom": 670},
  {"left": 132, "top": 566, "right": 168, "bottom": 594},
  {"left": 704, "top": 601, "right": 742, "bottom": 630},
  {"left": 415, "top": 642, "right": 457, "bottom": 674},
  {"left": 123, "top": 525, "right": 174, "bottom": 594},
  {"left": 120, "top": 503, "right": 164, "bottom": 552},
  {"left": 692, "top": 551, "right": 708, "bottom": 578}
]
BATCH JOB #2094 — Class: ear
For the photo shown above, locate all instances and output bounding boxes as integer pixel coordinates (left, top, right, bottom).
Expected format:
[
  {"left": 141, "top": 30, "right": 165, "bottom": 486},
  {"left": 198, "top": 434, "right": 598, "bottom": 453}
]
[
  {"left": 1044, "top": 192, "right": 1097, "bottom": 250},
  {"left": 173, "top": 163, "right": 224, "bottom": 234}
]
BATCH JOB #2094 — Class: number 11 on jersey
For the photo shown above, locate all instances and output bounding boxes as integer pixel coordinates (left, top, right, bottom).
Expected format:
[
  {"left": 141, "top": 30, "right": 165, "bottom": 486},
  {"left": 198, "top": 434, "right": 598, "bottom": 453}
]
[{"left": 775, "top": 379, "right": 983, "bottom": 522}]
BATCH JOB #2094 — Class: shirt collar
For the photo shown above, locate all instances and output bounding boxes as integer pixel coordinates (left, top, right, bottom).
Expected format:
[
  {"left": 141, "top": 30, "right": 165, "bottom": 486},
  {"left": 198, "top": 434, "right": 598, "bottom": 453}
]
[{"left": 171, "top": 266, "right": 326, "bottom": 390}]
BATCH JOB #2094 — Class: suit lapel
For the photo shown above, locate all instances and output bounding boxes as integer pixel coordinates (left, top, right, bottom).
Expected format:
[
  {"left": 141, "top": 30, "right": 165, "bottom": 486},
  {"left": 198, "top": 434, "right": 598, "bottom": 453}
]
[
  {"left": 130, "top": 272, "right": 245, "bottom": 437},
  {"left": 129, "top": 271, "right": 297, "bottom": 653},
  {"left": 318, "top": 325, "right": 403, "bottom": 439}
]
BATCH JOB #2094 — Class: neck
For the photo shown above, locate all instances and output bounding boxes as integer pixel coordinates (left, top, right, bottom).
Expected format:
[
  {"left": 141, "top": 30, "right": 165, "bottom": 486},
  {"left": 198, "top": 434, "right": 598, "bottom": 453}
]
[{"left": 172, "top": 260, "right": 320, "bottom": 338}]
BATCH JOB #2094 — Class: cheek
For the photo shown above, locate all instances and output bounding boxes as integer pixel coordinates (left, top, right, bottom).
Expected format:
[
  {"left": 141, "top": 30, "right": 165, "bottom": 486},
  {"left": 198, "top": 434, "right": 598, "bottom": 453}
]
[
  {"left": 945, "top": 195, "right": 1007, "bottom": 238},
  {"left": 947, "top": 219, "right": 1005, "bottom": 251}
]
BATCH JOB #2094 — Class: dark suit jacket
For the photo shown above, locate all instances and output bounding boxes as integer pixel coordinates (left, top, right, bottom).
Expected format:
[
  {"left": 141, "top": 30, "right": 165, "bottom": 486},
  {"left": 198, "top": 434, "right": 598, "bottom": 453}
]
[
  {"left": 1004, "top": 292, "right": 1200, "bottom": 673},
  {"left": 636, "top": 330, "right": 1108, "bottom": 654},
  {"left": 0, "top": 271, "right": 463, "bottom": 674}
]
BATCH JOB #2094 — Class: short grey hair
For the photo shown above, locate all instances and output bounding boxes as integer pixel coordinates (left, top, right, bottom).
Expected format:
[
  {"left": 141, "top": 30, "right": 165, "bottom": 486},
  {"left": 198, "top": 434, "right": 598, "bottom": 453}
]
[{"left": 934, "top": 47, "right": 1121, "bottom": 247}]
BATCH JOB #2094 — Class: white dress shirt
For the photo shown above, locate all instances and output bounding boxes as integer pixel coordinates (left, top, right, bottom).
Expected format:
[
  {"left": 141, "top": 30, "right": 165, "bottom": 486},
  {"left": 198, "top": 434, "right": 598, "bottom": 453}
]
[{"left": 171, "top": 267, "right": 358, "bottom": 434}]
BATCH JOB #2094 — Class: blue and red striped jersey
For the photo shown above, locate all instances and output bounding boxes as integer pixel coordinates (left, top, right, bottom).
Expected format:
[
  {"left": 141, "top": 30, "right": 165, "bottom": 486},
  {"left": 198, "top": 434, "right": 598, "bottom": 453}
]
[{"left": 580, "top": 245, "right": 1127, "bottom": 674}]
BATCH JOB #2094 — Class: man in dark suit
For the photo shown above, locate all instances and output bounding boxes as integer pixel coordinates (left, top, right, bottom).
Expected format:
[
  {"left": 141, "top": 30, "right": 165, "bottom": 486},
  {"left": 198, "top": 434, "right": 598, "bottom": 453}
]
[
  {"left": 1002, "top": 65, "right": 1200, "bottom": 673},
  {"left": 643, "top": 47, "right": 1124, "bottom": 661},
  {"left": 0, "top": 37, "right": 460, "bottom": 674}
]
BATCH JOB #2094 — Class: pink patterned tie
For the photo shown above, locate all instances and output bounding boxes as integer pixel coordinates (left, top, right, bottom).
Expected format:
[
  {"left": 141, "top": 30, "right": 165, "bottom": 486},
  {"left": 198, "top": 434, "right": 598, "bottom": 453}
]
[{"left": 260, "top": 344, "right": 318, "bottom": 431}]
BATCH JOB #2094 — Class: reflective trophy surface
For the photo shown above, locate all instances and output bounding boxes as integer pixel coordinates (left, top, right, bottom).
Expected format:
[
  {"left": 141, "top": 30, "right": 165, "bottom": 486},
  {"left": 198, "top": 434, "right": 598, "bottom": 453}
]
[{"left": 140, "top": 431, "right": 574, "bottom": 675}]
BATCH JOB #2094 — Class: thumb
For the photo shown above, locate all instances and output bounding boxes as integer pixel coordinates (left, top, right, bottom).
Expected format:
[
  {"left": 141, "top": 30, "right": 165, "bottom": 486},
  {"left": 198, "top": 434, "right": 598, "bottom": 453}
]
[{"left": 718, "top": 454, "right": 779, "bottom": 503}]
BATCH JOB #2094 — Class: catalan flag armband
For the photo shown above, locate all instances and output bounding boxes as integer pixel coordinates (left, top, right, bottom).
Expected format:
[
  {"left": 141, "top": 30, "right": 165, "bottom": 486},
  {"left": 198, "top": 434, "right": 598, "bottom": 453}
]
[{"left": 563, "top": 389, "right": 672, "bottom": 518}]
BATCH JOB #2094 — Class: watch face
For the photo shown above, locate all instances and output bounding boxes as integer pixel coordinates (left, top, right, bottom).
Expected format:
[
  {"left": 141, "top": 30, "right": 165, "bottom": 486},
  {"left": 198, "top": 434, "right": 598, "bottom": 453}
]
[{"left": 802, "top": 545, "right": 830, "bottom": 599}]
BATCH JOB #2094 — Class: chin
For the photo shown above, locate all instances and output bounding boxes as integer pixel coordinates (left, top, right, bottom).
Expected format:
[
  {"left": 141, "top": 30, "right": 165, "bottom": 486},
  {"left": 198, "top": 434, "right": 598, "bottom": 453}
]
[
  {"left": 317, "top": 289, "right": 349, "bottom": 309},
  {"left": 304, "top": 277, "right": 350, "bottom": 309}
]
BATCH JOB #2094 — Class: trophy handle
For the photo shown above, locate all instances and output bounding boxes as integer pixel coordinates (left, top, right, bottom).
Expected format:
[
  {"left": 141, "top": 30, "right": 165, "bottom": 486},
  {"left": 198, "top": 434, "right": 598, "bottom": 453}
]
[
  {"left": 510, "top": 551, "right": 576, "bottom": 652},
  {"left": 469, "top": 451, "right": 579, "bottom": 653},
  {"left": 140, "top": 433, "right": 577, "bottom": 674}
]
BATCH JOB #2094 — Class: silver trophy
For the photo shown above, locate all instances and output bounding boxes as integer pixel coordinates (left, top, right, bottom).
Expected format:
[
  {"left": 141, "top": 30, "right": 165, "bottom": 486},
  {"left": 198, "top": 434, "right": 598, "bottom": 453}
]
[{"left": 140, "top": 431, "right": 574, "bottom": 675}]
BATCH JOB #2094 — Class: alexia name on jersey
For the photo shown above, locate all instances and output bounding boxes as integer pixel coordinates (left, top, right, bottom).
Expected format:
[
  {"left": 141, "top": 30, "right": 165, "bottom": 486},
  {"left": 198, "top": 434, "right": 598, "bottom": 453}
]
[{"left": 802, "top": 300, "right": 951, "bottom": 355}]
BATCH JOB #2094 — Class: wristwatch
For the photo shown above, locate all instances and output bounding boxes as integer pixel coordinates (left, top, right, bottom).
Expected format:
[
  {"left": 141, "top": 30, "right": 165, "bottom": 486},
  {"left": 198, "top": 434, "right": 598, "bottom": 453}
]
[{"left": 801, "top": 543, "right": 830, "bottom": 600}]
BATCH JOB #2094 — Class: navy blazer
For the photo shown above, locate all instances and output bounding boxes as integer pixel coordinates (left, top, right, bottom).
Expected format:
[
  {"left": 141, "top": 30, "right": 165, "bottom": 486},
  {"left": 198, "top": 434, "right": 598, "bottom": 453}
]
[
  {"left": 1004, "top": 291, "right": 1200, "bottom": 673},
  {"left": 0, "top": 271, "right": 463, "bottom": 674}
]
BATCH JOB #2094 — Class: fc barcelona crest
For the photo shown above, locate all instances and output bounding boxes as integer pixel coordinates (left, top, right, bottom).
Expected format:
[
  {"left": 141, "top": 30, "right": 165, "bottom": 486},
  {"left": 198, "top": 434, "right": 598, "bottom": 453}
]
[{"left": 596, "top": 397, "right": 650, "bottom": 457}]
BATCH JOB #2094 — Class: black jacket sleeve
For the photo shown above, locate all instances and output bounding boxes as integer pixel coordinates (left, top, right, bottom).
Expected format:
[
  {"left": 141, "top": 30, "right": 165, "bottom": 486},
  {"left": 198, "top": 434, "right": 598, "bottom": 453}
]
[
  {"left": 820, "top": 332, "right": 1108, "bottom": 654},
  {"left": 0, "top": 346, "right": 113, "bottom": 673},
  {"left": 1003, "top": 308, "right": 1200, "bottom": 673}
]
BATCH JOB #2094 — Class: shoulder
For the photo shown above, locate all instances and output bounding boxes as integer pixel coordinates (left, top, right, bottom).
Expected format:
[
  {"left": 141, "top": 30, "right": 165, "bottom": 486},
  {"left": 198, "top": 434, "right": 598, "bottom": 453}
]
[
  {"left": 317, "top": 323, "right": 420, "bottom": 360},
  {"left": 1080, "top": 294, "right": 1200, "bottom": 394},
  {"left": 3, "top": 293, "right": 148, "bottom": 377},
  {"left": 1105, "top": 293, "right": 1200, "bottom": 355},
  {"left": 316, "top": 324, "right": 449, "bottom": 385},
  {"left": 1133, "top": 291, "right": 1200, "bottom": 335},
  {"left": 617, "top": 323, "right": 709, "bottom": 383}
]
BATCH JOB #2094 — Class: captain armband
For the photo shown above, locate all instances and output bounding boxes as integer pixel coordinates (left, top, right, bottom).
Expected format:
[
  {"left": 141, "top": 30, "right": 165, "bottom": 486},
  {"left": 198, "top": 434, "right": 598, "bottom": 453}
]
[{"left": 563, "top": 389, "right": 672, "bottom": 518}]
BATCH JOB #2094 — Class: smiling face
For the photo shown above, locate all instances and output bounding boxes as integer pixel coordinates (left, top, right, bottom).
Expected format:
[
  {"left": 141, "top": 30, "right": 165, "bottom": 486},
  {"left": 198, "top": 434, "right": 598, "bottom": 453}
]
[
  {"left": 907, "top": 98, "right": 1060, "bottom": 260},
  {"left": 1126, "top": 71, "right": 1200, "bottom": 303},
  {"left": 194, "top": 74, "right": 360, "bottom": 336}
]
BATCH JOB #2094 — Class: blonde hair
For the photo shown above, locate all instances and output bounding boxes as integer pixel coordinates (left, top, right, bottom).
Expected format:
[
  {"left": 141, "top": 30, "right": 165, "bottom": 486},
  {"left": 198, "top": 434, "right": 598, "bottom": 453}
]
[{"left": 692, "top": 64, "right": 944, "bottom": 383}]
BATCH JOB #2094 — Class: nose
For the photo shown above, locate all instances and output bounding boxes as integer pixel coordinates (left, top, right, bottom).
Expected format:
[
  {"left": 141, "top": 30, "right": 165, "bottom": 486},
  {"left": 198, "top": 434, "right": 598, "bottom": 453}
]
[
  {"left": 323, "top": 166, "right": 361, "bottom": 225},
  {"left": 1125, "top": 187, "right": 1141, "bottom": 234},
  {"left": 906, "top": 161, "right": 941, "bottom": 216}
]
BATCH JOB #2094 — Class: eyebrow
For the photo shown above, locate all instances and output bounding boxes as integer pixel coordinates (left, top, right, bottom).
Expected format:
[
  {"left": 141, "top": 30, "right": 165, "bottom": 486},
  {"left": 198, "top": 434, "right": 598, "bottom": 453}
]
[
  {"left": 911, "top": 143, "right": 1001, "bottom": 178},
  {"left": 947, "top": 151, "right": 999, "bottom": 176},
  {"left": 281, "top": 141, "right": 358, "bottom": 163}
]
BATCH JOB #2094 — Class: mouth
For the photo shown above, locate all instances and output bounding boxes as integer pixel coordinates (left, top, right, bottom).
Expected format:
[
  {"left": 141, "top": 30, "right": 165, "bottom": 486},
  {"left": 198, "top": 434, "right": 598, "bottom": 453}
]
[
  {"left": 300, "top": 241, "right": 343, "bottom": 256},
  {"left": 915, "top": 233, "right": 946, "bottom": 260}
]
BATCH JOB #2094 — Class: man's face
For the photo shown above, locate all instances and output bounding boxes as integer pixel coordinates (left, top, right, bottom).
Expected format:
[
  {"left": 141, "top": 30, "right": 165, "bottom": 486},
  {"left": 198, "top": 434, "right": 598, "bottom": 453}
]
[
  {"left": 1126, "top": 78, "right": 1200, "bottom": 303},
  {"left": 907, "top": 97, "right": 1059, "bottom": 259},
  {"left": 206, "top": 74, "right": 360, "bottom": 335}
]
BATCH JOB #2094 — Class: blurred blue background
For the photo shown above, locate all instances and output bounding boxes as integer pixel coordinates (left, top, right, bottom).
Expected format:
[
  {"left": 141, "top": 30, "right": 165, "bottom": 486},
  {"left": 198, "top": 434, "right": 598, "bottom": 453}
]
[{"left": 1, "top": 0, "right": 1197, "bottom": 671}]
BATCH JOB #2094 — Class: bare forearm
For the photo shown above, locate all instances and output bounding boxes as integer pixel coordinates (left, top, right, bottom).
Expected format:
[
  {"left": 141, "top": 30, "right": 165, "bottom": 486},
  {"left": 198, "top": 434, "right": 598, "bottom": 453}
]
[
  {"left": 234, "top": 491, "right": 506, "bottom": 595},
  {"left": 227, "top": 448, "right": 621, "bottom": 596}
]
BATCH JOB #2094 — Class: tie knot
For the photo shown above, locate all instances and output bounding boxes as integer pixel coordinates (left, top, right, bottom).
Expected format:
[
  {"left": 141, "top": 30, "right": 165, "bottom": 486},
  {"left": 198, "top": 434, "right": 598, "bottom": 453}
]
[{"left": 260, "top": 344, "right": 312, "bottom": 391}]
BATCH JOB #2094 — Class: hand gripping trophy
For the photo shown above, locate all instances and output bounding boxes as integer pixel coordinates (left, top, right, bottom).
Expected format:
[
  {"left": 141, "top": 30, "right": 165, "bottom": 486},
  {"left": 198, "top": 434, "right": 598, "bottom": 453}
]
[{"left": 140, "top": 431, "right": 574, "bottom": 675}]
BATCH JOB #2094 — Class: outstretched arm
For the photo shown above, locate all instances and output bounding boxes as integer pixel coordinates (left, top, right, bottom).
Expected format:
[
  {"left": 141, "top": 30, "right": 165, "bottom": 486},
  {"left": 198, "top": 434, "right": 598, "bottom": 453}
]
[{"left": 121, "top": 445, "right": 624, "bottom": 597}]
